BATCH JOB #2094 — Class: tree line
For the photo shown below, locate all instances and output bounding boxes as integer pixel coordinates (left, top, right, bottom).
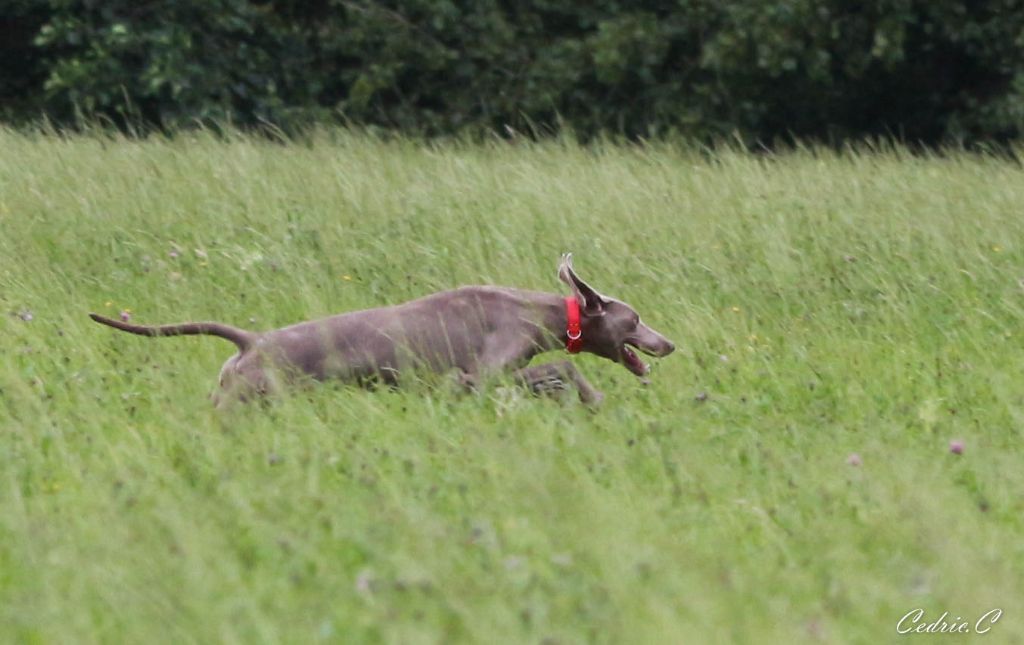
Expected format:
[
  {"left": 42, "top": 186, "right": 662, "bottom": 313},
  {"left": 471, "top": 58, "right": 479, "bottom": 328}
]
[{"left": 2, "top": 0, "right": 1023, "bottom": 144}]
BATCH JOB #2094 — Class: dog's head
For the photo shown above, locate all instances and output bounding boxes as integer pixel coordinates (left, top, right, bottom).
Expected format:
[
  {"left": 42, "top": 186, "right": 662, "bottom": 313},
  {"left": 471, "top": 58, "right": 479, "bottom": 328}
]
[{"left": 558, "top": 254, "right": 675, "bottom": 378}]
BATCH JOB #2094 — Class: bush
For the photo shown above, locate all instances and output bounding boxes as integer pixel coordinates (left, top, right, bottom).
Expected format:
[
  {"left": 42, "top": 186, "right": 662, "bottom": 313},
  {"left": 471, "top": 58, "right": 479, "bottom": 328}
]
[
  {"left": 7, "top": 0, "right": 1024, "bottom": 143},
  {"left": 0, "top": 0, "right": 50, "bottom": 122}
]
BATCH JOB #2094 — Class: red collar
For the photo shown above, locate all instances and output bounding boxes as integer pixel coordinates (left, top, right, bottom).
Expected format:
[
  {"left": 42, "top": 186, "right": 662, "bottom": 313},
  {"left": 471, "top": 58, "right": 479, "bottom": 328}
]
[{"left": 565, "top": 296, "right": 582, "bottom": 353}]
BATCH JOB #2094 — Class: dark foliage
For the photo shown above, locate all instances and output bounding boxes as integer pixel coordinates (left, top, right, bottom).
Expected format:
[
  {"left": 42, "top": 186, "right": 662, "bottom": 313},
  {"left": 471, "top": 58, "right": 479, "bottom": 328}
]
[{"left": 3, "top": 0, "right": 1023, "bottom": 143}]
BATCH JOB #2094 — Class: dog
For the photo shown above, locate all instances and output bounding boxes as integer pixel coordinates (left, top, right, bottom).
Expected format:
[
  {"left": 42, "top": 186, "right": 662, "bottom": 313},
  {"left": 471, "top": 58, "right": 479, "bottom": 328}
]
[{"left": 90, "top": 254, "right": 675, "bottom": 407}]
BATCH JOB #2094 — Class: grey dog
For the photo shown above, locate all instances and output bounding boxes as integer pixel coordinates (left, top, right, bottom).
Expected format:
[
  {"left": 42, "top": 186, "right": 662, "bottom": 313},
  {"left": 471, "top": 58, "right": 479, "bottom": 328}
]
[{"left": 90, "top": 254, "right": 675, "bottom": 407}]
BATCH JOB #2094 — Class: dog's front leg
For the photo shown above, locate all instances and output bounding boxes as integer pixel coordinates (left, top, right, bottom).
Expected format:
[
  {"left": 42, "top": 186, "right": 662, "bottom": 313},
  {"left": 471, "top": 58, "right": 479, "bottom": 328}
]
[
  {"left": 448, "top": 369, "right": 480, "bottom": 393},
  {"left": 513, "top": 361, "right": 604, "bottom": 407}
]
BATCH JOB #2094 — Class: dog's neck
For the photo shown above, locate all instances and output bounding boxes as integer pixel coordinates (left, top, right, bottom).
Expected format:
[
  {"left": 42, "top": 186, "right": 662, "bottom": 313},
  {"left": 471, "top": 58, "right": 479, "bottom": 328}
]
[{"left": 528, "top": 292, "right": 578, "bottom": 355}]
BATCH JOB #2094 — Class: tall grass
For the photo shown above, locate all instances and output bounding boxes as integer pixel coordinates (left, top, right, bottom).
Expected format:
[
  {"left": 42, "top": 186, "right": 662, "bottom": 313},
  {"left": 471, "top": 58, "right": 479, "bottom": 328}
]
[{"left": 1, "top": 128, "right": 1023, "bottom": 643}]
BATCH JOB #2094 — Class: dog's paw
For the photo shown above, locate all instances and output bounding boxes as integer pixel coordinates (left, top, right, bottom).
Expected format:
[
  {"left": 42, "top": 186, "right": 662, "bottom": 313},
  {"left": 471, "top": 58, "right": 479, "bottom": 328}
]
[{"left": 530, "top": 376, "right": 569, "bottom": 396}]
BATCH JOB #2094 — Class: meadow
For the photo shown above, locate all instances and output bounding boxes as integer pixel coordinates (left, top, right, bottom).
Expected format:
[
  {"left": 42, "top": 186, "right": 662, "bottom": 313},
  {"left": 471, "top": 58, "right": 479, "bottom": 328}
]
[{"left": 1, "top": 129, "right": 1023, "bottom": 643}]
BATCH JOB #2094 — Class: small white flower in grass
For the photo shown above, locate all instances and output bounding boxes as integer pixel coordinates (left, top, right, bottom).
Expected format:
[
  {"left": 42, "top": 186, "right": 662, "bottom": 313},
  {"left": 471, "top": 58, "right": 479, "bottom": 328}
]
[
  {"left": 551, "top": 553, "right": 573, "bottom": 567},
  {"left": 355, "top": 569, "right": 374, "bottom": 594},
  {"left": 18, "top": 310, "right": 33, "bottom": 322}
]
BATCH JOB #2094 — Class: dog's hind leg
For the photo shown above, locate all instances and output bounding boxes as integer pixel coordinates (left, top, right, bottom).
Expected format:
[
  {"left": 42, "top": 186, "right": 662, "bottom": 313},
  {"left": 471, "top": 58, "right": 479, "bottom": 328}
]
[{"left": 212, "top": 353, "right": 281, "bottom": 408}]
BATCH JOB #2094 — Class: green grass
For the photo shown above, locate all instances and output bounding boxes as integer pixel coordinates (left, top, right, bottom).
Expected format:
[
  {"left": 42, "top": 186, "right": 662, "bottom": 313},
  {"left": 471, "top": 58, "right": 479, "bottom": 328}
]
[{"left": 2, "top": 128, "right": 1023, "bottom": 643}]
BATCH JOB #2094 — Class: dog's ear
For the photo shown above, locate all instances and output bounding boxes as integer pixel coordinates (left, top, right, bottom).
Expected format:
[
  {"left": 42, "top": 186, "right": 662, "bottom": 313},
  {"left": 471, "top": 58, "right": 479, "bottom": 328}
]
[{"left": 558, "top": 253, "right": 607, "bottom": 316}]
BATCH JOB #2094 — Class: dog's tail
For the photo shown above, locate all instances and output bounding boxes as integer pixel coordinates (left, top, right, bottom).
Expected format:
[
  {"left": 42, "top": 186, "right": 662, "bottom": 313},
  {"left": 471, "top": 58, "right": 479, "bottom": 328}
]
[{"left": 89, "top": 313, "right": 256, "bottom": 351}]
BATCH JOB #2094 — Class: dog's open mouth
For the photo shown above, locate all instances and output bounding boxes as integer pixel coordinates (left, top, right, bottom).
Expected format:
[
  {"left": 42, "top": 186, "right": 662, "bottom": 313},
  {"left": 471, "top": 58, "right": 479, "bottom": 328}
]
[{"left": 620, "top": 343, "right": 651, "bottom": 377}]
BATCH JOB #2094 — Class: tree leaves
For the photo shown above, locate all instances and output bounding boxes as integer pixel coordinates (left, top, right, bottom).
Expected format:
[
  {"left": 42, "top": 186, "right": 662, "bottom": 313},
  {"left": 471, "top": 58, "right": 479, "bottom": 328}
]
[{"left": 5, "top": 0, "right": 1024, "bottom": 143}]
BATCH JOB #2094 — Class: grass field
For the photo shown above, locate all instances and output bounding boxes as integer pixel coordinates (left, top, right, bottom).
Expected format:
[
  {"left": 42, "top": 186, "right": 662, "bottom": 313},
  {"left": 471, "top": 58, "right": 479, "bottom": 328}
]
[{"left": 2, "top": 128, "right": 1023, "bottom": 643}]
